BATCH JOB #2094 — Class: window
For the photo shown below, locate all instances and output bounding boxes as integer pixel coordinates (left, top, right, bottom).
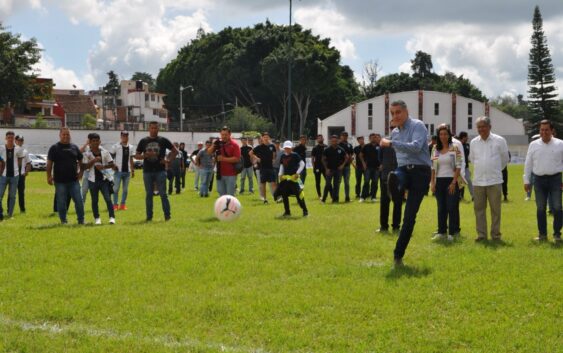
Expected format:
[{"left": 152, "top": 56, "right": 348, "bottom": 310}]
[
  {"left": 153, "top": 109, "right": 158, "bottom": 115},
  {"left": 368, "top": 103, "right": 373, "bottom": 116},
  {"left": 468, "top": 102, "right": 473, "bottom": 115},
  {"left": 157, "top": 96, "right": 160, "bottom": 103},
  {"left": 145, "top": 94, "right": 149, "bottom": 101},
  {"left": 368, "top": 116, "right": 373, "bottom": 130},
  {"left": 151, "top": 94, "right": 155, "bottom": 102},
  {"left": 468, "top": 117, "right": 473, "bottom": 130},
  {"left": 434, "top": 103, "right": 439, "bottom": 116},
  {"left": 427, "top": 124, "right": 435, "bottom": 135}
]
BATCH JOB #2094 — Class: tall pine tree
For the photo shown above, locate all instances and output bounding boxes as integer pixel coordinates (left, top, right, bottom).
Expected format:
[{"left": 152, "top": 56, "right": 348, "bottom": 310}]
[{"left": 527, "top": 6, "right": 559, "bottom": 136}]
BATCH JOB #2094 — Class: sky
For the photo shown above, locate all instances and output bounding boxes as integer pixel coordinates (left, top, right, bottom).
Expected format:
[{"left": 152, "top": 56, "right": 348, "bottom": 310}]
[{"left": 1, "top": 0, "right": 563, "bottom": 100}]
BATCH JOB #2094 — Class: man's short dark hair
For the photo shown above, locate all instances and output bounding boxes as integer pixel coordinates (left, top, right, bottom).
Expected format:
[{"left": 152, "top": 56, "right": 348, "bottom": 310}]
[
  {"left": 221, "top": 126, "right": 231, "bottom": 133},
  {"left": 330, "top": 135, "right": 338, "bottom": 139},
  {"left": 390, "top": 100, "right": 408, "bottom": 109},
  {"left": 261, "top": 132, "right": 270, "bottom": 137},
  {"left": 458, "top": 131, "right": 468, "bottom": 139},
  {"left": 149, "top": 121, "right": 159, "bottom": 126},
  {"left": 368, "top": 133, "right": 376, "bottom": 138},
  {"left": 6, "top": 131, "right": 14, "bottom": 137},
  {"left": 241, "top": 137, "right": 247, "bottom": 141},
  {"left": 88, "top": 133, "right": 100, "bottom": 140},
  {"left": 299, "top": 135, "right": 307, "bottom": 139},
  {"left": 340, "top": 131, "right": 348, "bottom": 136},
  {"left": 317, "top": 134, "right": 323, "bottom": 138},
  {"left": 540, "top": 120, "right": 554, "bottom": 129},
  {"left": 357, "top": 136, "right": 364, "bottom": 140}
]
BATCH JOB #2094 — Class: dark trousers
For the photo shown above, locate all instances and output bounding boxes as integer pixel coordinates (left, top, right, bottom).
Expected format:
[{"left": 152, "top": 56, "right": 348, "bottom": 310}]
[
  {"left": 534, "top": 173, "right": 562, "bottom": 236},
  {"left": 342, "top": 166, "right": 351, "bottom": 199},
  {"left": 355, "top": 168, "right": 364, "bottom": 197},
  {"left": 380, "top": 179, "right": 403, "bottom": 229},
  {"left": 168, "top": 165, "right": 181, "bottom": 194},
  {"left": 274, "top": 179, "right": 308, "bottom": 215},
  {"left": 88, "top": 180, "right": 115, "bottom": 219},
  {"left": 181, "top": 168, "right": 186, "bottom": 189},
  {"left": 394, "top": 165, "right": 431, "bottom": 260},
  {"left": 435, "top": 177, "right": 460, "bottom": 235},
  {"left": 300, "top": 168, "right": 307, "bottom": 184},
  {"left": 314, "top": 168, "right": 325, "bottom": 197},
  {"left": 502, "top": 167, "right": 508, "bottom": 198},
  {"left": 361, "top": 168, "right": 379, "bottom": 199},
  {"left": 17, "top": 174, "right": 26, "bottom": 212},
  {"left": 322, "top": 170, "right": 342, "bottom": 202}
]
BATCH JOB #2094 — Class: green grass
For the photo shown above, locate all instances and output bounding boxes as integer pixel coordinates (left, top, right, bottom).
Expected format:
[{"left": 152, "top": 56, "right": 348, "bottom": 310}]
[{"left": 0, "top": 164, "right": 561, "bottom": 353}]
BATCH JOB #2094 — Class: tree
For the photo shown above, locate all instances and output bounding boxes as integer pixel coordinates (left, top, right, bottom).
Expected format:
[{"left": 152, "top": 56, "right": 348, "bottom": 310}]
[
  {"left": 32, "top": 113, "right": 48, "bottom": 128},
  {"left": 225, "top": 106, "right": 273, "bottom": 133},
  {"left": 104, "top": 70, "right": 120, "bottom": 95},
  {"left": 360, "top": 60, "right": 380, "bottom": 99},
  {"left": 81, "top": 113, "right": 97, "bottom": 129},
  {"left": 527, "top": 6, "right": 560, "bottom": 136},
  {"left": 0, "top": 23, "right": 42, "bottom": 109},
  {"left": 411, "top": 51, "right": 434, "bottom": 79},
  {"left": 131, "top": 72, "right": 155, "bottom": 91}
]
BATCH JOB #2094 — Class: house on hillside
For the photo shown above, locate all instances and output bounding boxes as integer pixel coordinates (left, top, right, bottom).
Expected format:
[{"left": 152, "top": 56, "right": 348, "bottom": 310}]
[
  {"left": 10, "top": 78, "right": 61, "bottom": 128},
  {"left": 53, "top": 89, "right": 97, "bottom": 129},
  {"left": 317, "top": 90, "right": 528, "bottom": 162}
]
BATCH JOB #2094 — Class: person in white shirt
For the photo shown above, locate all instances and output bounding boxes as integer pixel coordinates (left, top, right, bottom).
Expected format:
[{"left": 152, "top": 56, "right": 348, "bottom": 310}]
[
  {"left": 523, "top": 120, "right": 563, "bottom": 243},
  {"left": 469, "top": 117, "right": 510, "bottom": 241},
  {"left": 110, "top": 131, "right": 134, "bottom": 210},
  {"left": 15, "top": 135, "right": 31, "bottom": 214},
  {"left": 0, "top": 131, "right": 25, "bottom": 220},
  {"left": 83, "top": 133, "right": 115, "bottom": 225}
]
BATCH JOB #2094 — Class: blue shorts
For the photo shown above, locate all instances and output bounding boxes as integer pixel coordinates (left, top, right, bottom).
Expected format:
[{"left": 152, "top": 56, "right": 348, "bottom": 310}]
[{"left": 260, "top": 168, "right": 276, "bottom": 183}]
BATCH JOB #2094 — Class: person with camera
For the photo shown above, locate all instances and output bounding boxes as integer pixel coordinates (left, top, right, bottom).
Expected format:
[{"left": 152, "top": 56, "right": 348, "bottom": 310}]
[
  {"left": 135, "top": 121, "right": 177, "bottom": 221},
  {"left": 208, "top": 126, "right": 241, "bottom": 196}
]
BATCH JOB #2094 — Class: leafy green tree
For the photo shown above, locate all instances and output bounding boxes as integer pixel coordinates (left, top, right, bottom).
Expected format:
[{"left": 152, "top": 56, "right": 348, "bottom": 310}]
[
  {"left": 411, "top": 51, "right": 434, "bottom": 79},
  {"left": 527, "top": 6, "right": 560, "bottom": 136},
  {"left": 0, "top": 23, "right": 42, "bottom": 109},
  {"left": 360, "top": 60, "right": 380, "bottom": 99},
  {"left": 131, "top": 72, "right": 155, "bottom": 91},
  {"left": 225, "top": 106, "right": 273, "bottom": 133},
  {"left": 32, "top": 113, "right": 48, "bottom": 128},
  {"left": 81, "top": 113, "right": 97, "bottom": 129},
  {"left": 104, "top": 70, "right": 120, "bottom": 95},
  {"left": 156, "top": 21, "right": 358, "bottom": 137},
  {"left": 491, "top": 95, "right": 533, "bottom": 126}
]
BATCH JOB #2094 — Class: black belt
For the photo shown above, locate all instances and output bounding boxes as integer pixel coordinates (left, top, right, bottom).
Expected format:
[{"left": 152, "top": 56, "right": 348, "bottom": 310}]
[{"left": 402, "top": 164, "right": 431, "bottom": 171}]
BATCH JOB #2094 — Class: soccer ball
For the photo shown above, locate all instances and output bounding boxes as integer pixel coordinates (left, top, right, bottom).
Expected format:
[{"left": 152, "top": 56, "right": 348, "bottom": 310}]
[{"left": 214, "top": 195, "right": 242, "bottom": 222}]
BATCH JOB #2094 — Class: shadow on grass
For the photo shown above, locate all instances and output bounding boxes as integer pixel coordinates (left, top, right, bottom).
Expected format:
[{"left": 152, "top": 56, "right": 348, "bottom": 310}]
[
  {"left": 385, "top": 265, "right": 432, "bottom": 280},
  {"left": 528, "top": 239, "right": 563, "bottom": 250},
  {"left": 475, "top": 239, "right": 514, "bottom": 250},
  {"left": 275, "top": 214, "right": 307, "bottom": 221},
  {"left": 200, "top": 217, "right": 220, "bottom": 223},
  {"left": 29, "top": 223, "right": 94, "bottom": 230}
]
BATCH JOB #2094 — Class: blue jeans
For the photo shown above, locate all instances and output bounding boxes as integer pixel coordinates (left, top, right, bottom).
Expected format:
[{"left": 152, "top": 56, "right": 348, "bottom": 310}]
[
  {"left": 143, "top": 171, "right": 170, "bottom": 220},
  {"left": 394, "top": 165, "right": 431, "bottom": 260},
  {"left": 435, "top": 177, "right": 460, "bottom": 235},
  {"left": 239, "top": 166, "right": 254, "bottom": 193},
  {"left": 534, "top": 173, "right": 562, "bottom": 236},
  {"left": 361, "top": 167, "right": 379, "bottom": 199},
  {"left": 113, "top": 172, "right": 131, "bottom": 205},
  {"left": 0, "top": 176, "right": 19, "bottom": 218},
  {"left": 217, "top": 175, "right": 236, "bottom": 196},
  {"left": 342, "top": 166, "right": 351, "bottom": 199},
  {"left": 199, "top": 168, "right": 214, "bottom": 196},
  {"left": 89, "top": 180, "right": 115, "bottom": 219},
  {"left": 55, "top": 181, "right": 85, "bottom": 224}
]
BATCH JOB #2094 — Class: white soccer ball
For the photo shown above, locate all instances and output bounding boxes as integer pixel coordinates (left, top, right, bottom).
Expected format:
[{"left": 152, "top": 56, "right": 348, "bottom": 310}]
[{"left": 214, "top": 195, "right": 242, "bottom": 222}]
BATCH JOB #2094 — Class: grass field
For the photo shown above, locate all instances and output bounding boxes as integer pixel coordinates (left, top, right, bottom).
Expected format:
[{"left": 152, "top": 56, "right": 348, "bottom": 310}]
[{"left": 1, "top": 164, "right": 561, "bottom": 353}]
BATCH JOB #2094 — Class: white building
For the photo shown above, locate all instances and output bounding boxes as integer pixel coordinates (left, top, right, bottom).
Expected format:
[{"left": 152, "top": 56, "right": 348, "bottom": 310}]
[{"left": 317, "top": 90, "right": 528, "bottom": 162}]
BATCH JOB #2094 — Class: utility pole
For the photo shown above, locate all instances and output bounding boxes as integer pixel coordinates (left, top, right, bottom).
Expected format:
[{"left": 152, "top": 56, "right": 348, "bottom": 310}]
[
  {"left": 287, "top": 0, "right": 293, "bottom": 140},
  {"left": 180, "top": 85, "right": 184, "bottom": 132}
]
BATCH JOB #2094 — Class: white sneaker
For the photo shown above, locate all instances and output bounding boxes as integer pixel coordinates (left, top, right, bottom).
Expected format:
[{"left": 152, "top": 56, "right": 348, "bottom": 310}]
[
  {"left": 359, "top": 198, "right": 365, "bottom": 203},
  {"left": 524, "top": 197, "right": 530, "bottom": 201},
  {"left": 432, "top": 233, "right": 445, "bottom": 240},
  {"left": 95, "top": 218, "right": 102, "bottom": 225},
  {"left": 371, "top": 198, "right": 377, "bottom": 203},
  {"left": 447, "top": 234, "right": 454, "bottom": 242},
  {"left": 109, "top": 217, "right": 115, "bottom": 224}
]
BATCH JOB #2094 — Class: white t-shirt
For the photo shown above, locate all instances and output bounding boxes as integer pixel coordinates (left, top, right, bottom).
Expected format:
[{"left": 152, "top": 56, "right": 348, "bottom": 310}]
[
  {"left": 436, "top": 152, "right": 455, "bottom": 178},
  {"left": 82, "top": 148, "right": 114, "bottom": 183}
]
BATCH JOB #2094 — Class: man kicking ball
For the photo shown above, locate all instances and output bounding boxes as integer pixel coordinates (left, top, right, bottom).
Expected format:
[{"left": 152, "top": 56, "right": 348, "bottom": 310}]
[{"left": 274, "top": 140, "right": 308, "bottom": 217}]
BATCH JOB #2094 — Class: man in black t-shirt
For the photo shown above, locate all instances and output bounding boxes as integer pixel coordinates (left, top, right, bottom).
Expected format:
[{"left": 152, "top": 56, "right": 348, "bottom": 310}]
[
  {"left": 179, "top": 142, "right": 189, "bottom": 189},
  {"left": 322, "top": 135, "right": 348, "bottom": 203},
  {"left": 293, "top": 135, "right": 308, "bottom": 184},
  {"left": 274, "top": 140, "right": 308, "bottom": 217},
  {"left": 250, "top": 132, "right": 277, "bottom": 204},
  {"left": 135, "top": 121, "right": 178, "bottom": 221},
  {"left": 46, "top": 127, "right": 85, "bottom": 225},
  {"left": 311, "top": 134, "right": 326, "bottom": 199},
  {"left": 353, "top": 136, "right": 365, "bottom": 199},
  {"left": 359, "top": 133, "right": 381, "bottom": 202},
  {"left": 239, "top": 137, "right": 254, "bottom": 194},
  {"left": 338, "top": 131, "right": 354, "bottom": 202}
]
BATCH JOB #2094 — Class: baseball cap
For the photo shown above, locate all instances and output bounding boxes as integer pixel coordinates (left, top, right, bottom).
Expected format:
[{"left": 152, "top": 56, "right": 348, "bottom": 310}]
[
  {"left": 282, "top": 140, "right": 293, "bottom": 149},
  {"left": 121, "top": 130, "right": 129, "bottom": 135}
]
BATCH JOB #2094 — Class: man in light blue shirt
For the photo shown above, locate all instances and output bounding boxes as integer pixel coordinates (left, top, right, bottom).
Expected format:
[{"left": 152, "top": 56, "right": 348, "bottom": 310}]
[{"left": 380, "top": 100, "right": 431, "bottom": 267}]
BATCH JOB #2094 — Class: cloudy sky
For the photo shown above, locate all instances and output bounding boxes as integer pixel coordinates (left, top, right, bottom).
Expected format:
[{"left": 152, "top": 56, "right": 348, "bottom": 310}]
[{"left": 2, "top": 0, "right": 562, "bottom": 99}]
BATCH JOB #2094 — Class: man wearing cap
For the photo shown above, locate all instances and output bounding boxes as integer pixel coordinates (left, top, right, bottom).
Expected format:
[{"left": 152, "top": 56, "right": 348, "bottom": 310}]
[
  {"left": 239, "top": 137, "right": 254, "bottom": 194},
  {"left": 110, "top": 130, "right": 134, "bottom": 210},
  {"left": 338, "top": 131, "right": 354, "bottom": 202},
  {"left": 0, "top": 131, "right": 25, "bottom": 220},
  {"left": 322, "top": 135, "right": 348, "bottom": 203},
  {"left": 15, "top": 135, "right": 31, "bottom": 213},
  {"left": 380, "top": 100, "right": 431, "bottom": 267},
  {"left": 274, "top": 140, "right": 308, "bottom": 217},
  {"left": 250, "top": 132, "right": 277, "bottom": 203},
  {"left": 135, "top": 121, "right": 178, "bottom": 221},
  {"left": 191, "top": 141, "right": 203, "bottom": 190}
]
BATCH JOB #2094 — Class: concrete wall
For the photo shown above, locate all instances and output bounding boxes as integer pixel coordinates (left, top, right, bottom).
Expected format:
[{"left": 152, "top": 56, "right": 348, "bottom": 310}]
[{"left": 0, "top": 128, "right": 241, "bottom": 154}]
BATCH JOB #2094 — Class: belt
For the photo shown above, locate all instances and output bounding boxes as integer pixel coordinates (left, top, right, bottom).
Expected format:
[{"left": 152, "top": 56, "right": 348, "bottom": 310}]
[{"left": 402, "top": 164, "right": 431, "bottom": 170}]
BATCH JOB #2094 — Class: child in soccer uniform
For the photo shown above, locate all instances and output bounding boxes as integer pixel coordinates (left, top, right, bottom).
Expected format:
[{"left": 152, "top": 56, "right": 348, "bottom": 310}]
[{"left": 274, "top": 141, "right": 308, "bottom": 217}]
